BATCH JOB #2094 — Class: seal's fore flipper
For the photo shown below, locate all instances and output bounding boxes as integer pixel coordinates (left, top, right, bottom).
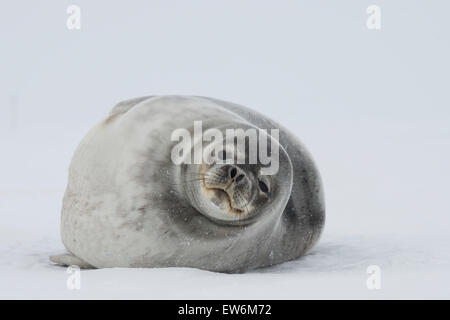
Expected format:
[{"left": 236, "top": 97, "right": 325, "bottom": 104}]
[{"left": 49, "top": 253, "right": 94, "bottom": 269}]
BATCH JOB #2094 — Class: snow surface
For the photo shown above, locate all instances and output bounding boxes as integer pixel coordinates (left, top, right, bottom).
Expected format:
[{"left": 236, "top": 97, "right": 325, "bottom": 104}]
[
  {"left": 1, "top": 1, "right": 450, "bottom": 299},
  {"left": 2, "top": 225, "right": 450, "bottom": 299}
]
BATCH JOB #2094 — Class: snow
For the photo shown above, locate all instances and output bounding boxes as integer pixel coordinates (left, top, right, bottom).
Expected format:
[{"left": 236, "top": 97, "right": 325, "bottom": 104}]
[
  {"left": 1, "top": 1, "right": 450, "bottom": 299},
  {"left": 2, "top": 227, "right": 450, "bottom": 299}
]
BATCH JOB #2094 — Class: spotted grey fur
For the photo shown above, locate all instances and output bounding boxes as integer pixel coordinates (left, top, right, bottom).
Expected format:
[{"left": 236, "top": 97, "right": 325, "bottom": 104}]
[{"left": 50, "top": 96, "right": 325, "bottom": 273}]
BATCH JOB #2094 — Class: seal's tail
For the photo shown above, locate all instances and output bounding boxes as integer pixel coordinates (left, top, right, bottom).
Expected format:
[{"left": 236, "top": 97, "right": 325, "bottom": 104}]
[{"left": 49, "top": 253, "right": 94, "bottom": 269}]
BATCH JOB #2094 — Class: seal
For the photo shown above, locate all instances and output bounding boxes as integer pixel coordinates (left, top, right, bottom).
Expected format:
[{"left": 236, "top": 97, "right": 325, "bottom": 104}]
[{"left": 50, "top": 96, "right": 325, "bottom": 273}]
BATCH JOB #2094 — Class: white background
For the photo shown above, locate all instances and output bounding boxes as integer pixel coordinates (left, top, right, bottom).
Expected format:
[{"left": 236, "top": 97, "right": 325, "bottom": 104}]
[{"left": 1, "top": 1, "right": 449, "bottom": 298}]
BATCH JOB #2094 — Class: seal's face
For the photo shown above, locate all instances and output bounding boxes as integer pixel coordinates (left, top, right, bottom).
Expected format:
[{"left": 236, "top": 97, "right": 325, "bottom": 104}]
[{"left": 182, "top": 122, "right": 293, "bottom": 226}]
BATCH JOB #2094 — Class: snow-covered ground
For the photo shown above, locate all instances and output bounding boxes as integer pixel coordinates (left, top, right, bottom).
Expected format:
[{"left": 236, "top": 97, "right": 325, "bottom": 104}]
[
  {"left": 1, "top": 1, "right": 450, "bottom": 299},
  {"left": 2, "top": 219, "right": 450, "bottom": 299},
  {"left": 2, "top": 231, "right": 450, "bottom": 299}
]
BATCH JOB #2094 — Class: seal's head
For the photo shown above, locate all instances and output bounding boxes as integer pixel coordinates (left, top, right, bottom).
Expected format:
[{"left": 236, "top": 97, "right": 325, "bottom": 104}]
[{"left": 181, "top": 122, "right": 293, "bottom": 226}]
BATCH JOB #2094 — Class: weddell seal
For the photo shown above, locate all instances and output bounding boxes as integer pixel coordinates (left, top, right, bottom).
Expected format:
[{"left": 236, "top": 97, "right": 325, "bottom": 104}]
[{"left": 50, "top": 96, "right": 325, "bottom": 273}]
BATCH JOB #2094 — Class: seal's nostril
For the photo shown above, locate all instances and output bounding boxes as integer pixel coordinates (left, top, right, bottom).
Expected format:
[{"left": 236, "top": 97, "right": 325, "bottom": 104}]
[
  {"left": 230, "top": 168, "right": 237, "bottom": 179},
  {"left": 235, "top": 174, "right": 244, "bottom": 183}
]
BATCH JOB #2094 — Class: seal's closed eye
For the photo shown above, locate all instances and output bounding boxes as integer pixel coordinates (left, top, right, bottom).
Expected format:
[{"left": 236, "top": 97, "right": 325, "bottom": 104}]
[{"left": 258, "top": 180, "right": 269, "bottom": 193}]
